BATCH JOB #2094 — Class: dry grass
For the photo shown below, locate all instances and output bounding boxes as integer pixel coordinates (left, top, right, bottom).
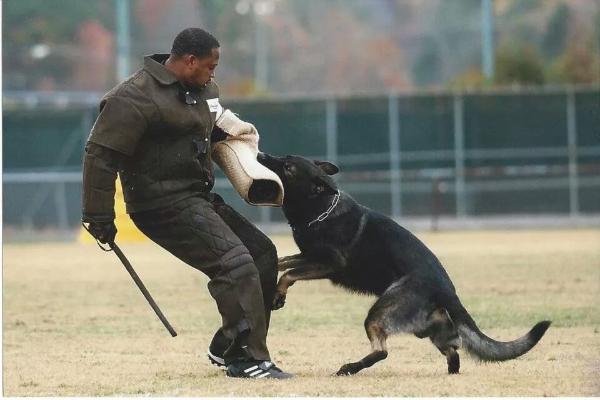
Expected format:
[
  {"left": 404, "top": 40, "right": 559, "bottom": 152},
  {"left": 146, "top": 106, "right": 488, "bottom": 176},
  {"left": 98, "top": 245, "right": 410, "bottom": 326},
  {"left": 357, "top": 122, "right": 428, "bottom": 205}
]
[{"left": 3, "top": 229, "right": 600, "bottom": 396}]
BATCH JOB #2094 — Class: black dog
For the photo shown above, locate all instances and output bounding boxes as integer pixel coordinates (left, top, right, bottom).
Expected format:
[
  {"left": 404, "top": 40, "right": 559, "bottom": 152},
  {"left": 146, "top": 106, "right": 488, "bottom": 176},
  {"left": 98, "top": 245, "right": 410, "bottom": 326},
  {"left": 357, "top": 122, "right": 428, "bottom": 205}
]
[{"left": 257, "top": 152, "right": 551, "bottom": 376}]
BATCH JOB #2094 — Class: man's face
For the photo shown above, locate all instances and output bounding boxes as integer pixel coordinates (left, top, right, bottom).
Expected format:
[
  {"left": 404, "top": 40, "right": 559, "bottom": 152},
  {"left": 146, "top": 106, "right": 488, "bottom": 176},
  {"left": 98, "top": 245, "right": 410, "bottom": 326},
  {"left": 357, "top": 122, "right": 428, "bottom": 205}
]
[{"left": 182, "top": 47, "right": 220, "bottom": 89}]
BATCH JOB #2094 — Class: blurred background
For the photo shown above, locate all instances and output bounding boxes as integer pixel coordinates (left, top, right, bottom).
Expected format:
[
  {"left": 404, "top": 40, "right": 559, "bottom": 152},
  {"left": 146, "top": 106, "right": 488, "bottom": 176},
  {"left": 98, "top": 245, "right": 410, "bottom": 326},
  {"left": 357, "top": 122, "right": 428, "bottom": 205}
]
[{"left": 2, "top": 0, "right": 600, "bottom": 240}]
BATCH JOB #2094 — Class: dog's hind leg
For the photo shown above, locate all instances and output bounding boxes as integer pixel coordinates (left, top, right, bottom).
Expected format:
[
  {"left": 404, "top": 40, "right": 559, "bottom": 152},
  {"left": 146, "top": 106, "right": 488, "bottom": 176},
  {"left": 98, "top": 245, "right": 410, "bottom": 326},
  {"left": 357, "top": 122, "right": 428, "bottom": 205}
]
[
  {"left": 336, "top": 317, "right": 388, "bottom": 376},
  {"left": 336, "top": 277, "right": 442, "bottom": 376},
  {"left": 335, "top": 280, "right": 421, "bottom": 376},
  {"left": 424, "top": 308, "right": 461, "bottom": 374}
]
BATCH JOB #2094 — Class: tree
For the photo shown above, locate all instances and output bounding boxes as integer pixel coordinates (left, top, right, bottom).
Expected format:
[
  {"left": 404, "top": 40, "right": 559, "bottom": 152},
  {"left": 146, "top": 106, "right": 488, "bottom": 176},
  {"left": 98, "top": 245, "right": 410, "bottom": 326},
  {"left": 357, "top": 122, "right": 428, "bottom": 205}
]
[
  {"left": 495, "top": 45, "right": 545, "bottom": 85},
  {"left": 542, "top": 3, "right": 571, "bottom": 59},
  {"left": 412, "top": 36, "right": 442, "bottom": 86},
  {"left": 2, "top": 0, "right": 114, "bottom": 90},
  {"left": 547, "top": 42, "right": 600, "bottom": 84}
]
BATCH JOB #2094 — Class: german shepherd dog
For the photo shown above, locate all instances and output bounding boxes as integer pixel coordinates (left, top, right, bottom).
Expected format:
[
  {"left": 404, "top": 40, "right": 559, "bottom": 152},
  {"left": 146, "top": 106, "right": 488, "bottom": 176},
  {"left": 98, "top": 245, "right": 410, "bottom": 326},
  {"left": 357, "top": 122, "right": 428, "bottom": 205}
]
[{"left": 257, "top": 152, "right": 551, "bottom": 376}]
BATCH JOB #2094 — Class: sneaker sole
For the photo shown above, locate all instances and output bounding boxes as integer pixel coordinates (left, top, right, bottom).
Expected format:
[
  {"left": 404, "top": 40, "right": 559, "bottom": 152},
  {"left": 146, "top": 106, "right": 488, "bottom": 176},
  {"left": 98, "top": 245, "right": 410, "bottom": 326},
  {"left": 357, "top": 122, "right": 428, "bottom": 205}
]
[
  {"left": 225, "top": 371, "right": 293, "bottom": 379},
  {"left": 207, "top": 349, "right": 227, "bottom": 370}
]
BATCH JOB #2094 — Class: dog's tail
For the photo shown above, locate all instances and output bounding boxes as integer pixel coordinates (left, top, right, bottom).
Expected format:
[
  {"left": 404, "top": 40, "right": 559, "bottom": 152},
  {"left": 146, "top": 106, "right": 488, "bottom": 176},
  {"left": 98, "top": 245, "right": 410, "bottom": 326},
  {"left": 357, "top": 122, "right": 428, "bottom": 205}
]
[{"left": 446, "top": 297, "right": 551, "bottom": 361}]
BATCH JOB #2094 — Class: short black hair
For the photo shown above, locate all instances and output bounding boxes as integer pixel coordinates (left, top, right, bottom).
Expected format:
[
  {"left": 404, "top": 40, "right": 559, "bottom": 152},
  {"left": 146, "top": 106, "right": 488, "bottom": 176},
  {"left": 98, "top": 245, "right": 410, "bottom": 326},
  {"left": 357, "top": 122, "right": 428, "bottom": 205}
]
[{"left": 171, "top": 28, "right": 220, "bottom": 58}]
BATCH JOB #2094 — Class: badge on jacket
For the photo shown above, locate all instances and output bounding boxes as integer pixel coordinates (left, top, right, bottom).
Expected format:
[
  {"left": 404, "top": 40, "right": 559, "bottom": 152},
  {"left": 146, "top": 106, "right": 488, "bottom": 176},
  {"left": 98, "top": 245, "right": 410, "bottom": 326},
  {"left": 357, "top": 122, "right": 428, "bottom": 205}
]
[{"left": 206, "top": 98, "right": 223, "bottom": 119}]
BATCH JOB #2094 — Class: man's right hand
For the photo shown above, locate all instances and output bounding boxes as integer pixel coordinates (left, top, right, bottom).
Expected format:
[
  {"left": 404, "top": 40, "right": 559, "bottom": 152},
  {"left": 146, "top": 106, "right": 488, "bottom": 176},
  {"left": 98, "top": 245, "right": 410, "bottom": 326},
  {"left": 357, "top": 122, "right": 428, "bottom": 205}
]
[{"left": 85, "top": 220, "right": 117, "bottom": 244}]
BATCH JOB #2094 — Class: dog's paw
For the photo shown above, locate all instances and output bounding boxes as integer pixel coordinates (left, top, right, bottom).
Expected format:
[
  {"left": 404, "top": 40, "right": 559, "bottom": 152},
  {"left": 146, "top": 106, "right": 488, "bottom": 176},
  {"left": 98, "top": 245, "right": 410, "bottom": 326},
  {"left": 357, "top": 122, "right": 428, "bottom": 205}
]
[
  {"left": 272, "top": 292, "right": 286, "bottom": 310},
  {"left": 447, "top": 351, "right": 460, "bottom": 374},
  {"left": 335, "top": 362, "right": 361, "bottom": 376}
]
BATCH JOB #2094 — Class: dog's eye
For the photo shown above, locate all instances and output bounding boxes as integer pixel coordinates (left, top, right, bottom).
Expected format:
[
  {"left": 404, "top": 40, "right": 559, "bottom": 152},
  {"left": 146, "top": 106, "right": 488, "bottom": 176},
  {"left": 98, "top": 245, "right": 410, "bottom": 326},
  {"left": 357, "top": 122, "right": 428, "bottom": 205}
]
[{"left": 284, "top": 163, "right": 293, "bottom": 172}]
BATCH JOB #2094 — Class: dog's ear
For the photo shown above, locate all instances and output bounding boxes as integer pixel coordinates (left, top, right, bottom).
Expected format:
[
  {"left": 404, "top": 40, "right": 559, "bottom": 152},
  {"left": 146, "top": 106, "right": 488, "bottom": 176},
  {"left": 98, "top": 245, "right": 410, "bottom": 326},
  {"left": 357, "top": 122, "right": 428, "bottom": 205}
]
[{"left": 314, "top": 160, "right": 339, "bottom": 175}]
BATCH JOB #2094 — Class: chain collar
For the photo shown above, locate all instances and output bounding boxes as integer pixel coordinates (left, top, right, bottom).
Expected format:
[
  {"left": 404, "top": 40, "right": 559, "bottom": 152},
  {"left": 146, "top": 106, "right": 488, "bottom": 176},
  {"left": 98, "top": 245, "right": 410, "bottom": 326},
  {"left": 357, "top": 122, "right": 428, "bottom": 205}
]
[{"left": 306, "top": 191, "right": 341, "bottom": 228}]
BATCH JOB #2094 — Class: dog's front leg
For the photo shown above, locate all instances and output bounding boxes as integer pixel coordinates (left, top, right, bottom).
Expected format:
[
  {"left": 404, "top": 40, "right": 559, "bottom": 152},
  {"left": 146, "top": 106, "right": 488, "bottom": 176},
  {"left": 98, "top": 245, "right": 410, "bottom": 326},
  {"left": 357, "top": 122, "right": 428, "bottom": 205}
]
[
  {"left": 273, "top": 262, "right": 337, "bottom": 310},
  {"left": 277, "top": 253, "right": 306, "bottom": 271}
]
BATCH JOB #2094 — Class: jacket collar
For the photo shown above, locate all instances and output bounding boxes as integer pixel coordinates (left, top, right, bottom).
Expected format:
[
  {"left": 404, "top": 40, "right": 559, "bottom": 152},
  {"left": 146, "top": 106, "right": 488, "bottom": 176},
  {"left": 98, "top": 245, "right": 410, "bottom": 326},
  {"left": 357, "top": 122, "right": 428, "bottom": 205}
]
[{"left": 144, "top": 54, "right": 178, "bottom": 85}]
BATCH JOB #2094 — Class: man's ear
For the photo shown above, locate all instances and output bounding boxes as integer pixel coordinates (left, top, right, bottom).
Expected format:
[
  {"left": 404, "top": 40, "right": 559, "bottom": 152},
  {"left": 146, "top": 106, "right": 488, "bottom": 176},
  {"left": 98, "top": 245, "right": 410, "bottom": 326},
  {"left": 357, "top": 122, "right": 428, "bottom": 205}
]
[
  {"left": 185, "top": 54, "right": 196, "bottom": 67},
  {"left": 314, "top": 160, "right": 339, "bottom": 175}
]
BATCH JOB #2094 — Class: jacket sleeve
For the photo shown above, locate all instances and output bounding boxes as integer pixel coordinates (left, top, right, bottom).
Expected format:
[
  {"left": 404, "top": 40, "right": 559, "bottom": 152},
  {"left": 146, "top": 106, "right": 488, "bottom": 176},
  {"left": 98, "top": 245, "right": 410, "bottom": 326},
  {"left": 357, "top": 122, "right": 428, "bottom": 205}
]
[
  {"left": 81, "top": 142, "right": 124, "bottom": 222},
  {"left": 87, "top": 94, "right": 153, "bottom": 156}
]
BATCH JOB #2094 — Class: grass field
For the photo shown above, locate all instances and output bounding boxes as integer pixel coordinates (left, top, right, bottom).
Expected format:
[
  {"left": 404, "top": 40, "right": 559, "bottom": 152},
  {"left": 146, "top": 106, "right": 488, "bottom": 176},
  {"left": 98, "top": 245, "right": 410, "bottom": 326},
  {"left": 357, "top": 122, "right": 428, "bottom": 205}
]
[{"left": 3, "top": 229, "right": 600, "bottom": 396}]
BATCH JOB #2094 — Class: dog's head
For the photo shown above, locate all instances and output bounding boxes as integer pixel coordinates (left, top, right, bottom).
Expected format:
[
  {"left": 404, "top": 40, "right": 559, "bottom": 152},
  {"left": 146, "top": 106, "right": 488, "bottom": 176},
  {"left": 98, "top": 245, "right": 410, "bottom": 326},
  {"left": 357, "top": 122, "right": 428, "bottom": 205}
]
[{"left": 257, "top": 152, "right": 339, "bottom": 204}]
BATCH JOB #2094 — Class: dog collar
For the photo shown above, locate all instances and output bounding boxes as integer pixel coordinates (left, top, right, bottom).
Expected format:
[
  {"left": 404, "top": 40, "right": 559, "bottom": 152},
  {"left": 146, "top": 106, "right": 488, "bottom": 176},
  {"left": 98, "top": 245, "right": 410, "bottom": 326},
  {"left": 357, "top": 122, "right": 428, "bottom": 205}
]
[{"left": 306, "top": 190, "right": 341, "bottom": 228}]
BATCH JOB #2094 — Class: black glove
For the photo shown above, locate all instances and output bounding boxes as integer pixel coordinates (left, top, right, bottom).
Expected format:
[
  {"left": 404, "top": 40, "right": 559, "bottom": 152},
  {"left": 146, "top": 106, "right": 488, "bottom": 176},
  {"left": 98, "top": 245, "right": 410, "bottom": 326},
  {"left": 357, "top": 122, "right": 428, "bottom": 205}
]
[{"left": 84, "top": 220, "right": 117, "bottom": 244}]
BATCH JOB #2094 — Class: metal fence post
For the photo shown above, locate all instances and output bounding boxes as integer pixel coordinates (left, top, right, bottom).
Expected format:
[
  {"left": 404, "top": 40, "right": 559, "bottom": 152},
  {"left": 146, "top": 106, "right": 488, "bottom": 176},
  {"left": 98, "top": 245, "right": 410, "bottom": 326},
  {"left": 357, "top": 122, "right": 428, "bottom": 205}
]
[
  {"left": 116, "top": 0, "right": 131, "bottom": 82},
  {"left": 453, "top": 94, "right": 466, "bottom": 218},
  {"left": 566, "top": 88, "right": 579, "bottom": 216},
  {"left": 481, "top": 0, "right": 495, "bottom": 80},
  {"left": 260, "top": 207, "right": 271, "bottom": 224},
  {"left": 54, "top": 182, "right": 69, "bottom": 231},
  {"left": 21, "top": 127, "right": 84, "bottom": 229},
  {"left": 388, "top": 94, "right": 401, "bottom": 218},
  {"left": 326, "top": 98, "right": 338, "bottom": 164}
]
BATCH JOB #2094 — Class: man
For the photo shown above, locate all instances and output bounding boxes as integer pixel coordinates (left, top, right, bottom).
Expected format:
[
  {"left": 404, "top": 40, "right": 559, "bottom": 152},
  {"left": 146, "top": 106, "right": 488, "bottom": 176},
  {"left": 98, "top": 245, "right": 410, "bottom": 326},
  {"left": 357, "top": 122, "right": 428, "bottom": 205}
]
[{"left": 82, "top": 28, "right": 291, "bottom": 379}]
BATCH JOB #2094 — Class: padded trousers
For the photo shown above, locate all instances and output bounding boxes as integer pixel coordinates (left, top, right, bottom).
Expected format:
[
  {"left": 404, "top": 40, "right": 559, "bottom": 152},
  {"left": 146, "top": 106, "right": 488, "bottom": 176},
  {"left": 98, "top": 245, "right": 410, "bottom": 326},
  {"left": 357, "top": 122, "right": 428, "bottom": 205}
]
[{"left": 130, "top": 193, "right": 278, "bottom": 362}]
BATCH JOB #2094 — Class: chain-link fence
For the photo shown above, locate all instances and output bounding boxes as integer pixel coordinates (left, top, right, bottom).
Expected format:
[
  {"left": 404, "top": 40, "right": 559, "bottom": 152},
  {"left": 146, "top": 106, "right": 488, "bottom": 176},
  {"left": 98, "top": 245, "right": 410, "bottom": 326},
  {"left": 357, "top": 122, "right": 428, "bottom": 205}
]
[{"left": 3, "top": 85, "right": 599, "bottom": 232}]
